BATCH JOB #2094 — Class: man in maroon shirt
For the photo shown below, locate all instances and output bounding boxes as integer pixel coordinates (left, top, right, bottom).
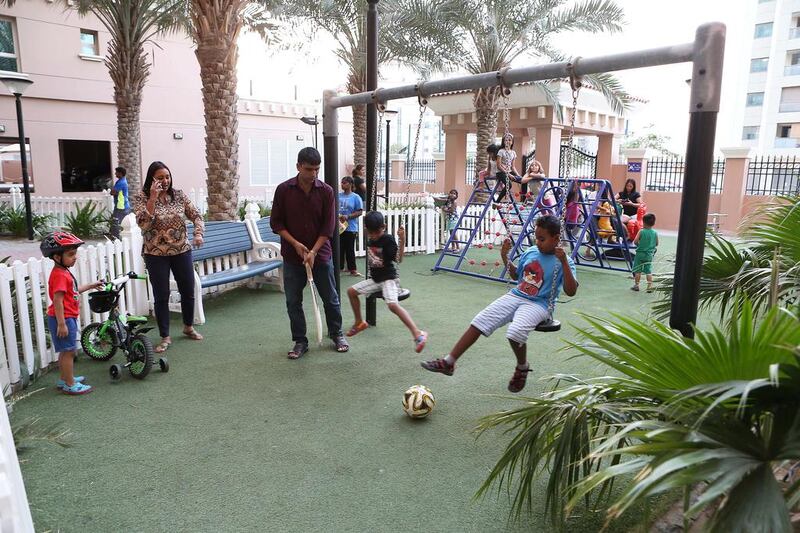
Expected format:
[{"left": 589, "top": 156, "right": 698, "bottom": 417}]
[{"left": 271, "top": 147, "right": 349, "bottom": 358}]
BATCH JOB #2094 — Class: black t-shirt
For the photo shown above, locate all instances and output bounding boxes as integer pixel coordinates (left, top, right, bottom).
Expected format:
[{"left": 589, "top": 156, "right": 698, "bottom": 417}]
[
  {"left": 367, "top": 233, "right": 398, "bottom": 282},
  {"left": 618, "top": 190, "right": 641, "bottom": 217},
  {"left": 353, "top": 176, "right": 366, "bottom": 202}
]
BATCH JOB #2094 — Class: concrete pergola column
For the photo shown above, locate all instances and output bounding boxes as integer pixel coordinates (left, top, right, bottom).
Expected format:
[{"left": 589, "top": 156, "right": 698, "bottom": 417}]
[
  {"left": 444, "top": 129, "right": 468, "bottom": 198},
  {"left": 534, "top": 125, "right": 563, "bottom": 178},
  {"left": 596, "top": 134, "right": 622, "bottom": 180}
]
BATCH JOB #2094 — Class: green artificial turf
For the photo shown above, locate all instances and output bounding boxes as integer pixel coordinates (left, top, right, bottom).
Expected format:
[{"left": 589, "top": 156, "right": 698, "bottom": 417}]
[{"left": 15, "top": 237, "right": 681, "bottom": 532}]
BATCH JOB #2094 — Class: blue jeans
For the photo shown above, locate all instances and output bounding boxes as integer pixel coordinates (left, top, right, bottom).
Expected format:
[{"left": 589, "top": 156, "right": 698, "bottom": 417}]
[{"left": 283, "top": 260, "right": 343, "bottom": 344}]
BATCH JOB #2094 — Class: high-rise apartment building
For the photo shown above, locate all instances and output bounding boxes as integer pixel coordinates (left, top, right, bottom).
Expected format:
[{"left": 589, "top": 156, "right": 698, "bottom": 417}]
[{"left": 740, "top": 0, "right": 800, "bottom": 153}]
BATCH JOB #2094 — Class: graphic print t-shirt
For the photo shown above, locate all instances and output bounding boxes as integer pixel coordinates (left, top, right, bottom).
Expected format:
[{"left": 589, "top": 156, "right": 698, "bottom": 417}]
[
  {"left": 511, "top": 248, "right": 576, "bottom": 310},
  {"left": 338, "top": 192, "right": 363, "bottom": 233},
  {"left": 47, "top": 267, "right": 80, "bottom": 318},
  {"left": 367, "top": 233, "right": 398, "bottom": 283}
]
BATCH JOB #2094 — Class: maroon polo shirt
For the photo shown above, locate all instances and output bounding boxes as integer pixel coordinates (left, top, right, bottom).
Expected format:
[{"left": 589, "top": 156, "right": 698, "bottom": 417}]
[{"left": 270, "top": 176, "right": 336, "bottom": 264}]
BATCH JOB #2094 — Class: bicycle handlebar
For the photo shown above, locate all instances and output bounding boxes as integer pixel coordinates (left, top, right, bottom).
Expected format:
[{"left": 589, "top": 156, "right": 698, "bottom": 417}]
[{"left": 106, "top": 272, "right": 147, "bottom": 288}]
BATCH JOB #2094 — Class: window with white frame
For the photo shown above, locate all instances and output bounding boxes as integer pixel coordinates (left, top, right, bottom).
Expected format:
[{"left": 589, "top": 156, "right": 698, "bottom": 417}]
[
  {"left": 754, "top": 22, "right": 773, "bottom": 39},
  {"left": 750, "top": 57, "right": 769, "bottom": 73},
  {"left": 0, "top": 18, "right": 19, "bottom": 72},
  {"left": 780, "top": 87, "right": 800, "bottom": 112},
  {"left": 80, "top": 29, "right": 99, "bottom": 56},
  {"left": 249, "top": 137, "right": 308, "bottom": 186},
  {"left": 742, "top": 126, "right": 760, "bottom": 140},
  {"left": 746, "top": 92, "right": 764, "bottom": 106}
]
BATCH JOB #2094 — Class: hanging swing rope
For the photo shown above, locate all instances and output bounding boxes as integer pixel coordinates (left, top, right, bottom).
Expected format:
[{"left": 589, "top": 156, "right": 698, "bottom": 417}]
[
  {"left": 535, "top": 59, "right": 581, "bottom": 333},
  {"left": 396, "top": 90, "right": 427, "bottom": 261}
]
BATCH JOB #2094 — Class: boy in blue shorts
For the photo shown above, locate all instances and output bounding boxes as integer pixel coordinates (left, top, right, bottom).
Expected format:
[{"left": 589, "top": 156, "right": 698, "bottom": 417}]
[
  {"left": 421, "top": 215, "right": 578, "bottom": 392},
  {"left": 41, "top": 232, "right": 104, "bottom": 395}
]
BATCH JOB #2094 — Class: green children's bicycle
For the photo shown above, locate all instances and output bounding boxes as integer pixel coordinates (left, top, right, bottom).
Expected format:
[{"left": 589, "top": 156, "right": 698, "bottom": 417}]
[{"left": 80, "top": 272, "right": 168, "bottom": 380}]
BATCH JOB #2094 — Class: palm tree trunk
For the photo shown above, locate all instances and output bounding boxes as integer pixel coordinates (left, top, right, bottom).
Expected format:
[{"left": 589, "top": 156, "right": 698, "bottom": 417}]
[
  {"left": 191, "top": 0, "right": 245, "bottom": 221},
  {"left": 113, "top": 87, "right": 143, "bottom": 191},
  {"left": 473, "top": 87, "right": 500, "bottom": 182},
  {"left": 347, "top": 69, "right": 366, "bottom": 169}
]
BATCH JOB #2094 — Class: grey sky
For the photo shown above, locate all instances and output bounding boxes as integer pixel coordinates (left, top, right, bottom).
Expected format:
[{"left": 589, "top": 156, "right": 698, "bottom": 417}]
[{"left": 239, "top": 0, "right": 746, "bottom": 153}]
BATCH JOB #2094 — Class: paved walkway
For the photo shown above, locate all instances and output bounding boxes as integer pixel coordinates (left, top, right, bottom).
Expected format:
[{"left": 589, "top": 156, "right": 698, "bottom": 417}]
[{"left": 1, "top": 237, "right": 108, "bottom": 263}]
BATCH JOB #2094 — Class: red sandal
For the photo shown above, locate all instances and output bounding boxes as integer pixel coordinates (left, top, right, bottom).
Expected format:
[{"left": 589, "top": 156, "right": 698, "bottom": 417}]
[{"left": 346, "top": 321, "right": 369, "bottom": 337}]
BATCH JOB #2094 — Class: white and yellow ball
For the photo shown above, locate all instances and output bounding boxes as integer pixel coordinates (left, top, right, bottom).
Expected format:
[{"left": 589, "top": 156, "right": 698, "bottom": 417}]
[{"left": 402, "top": 385, "right": 435, "bottom": 418}]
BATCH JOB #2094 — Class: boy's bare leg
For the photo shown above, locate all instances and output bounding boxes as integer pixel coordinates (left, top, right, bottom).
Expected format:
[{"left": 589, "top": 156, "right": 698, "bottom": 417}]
[
  {"left": 387, "top": 303, "right": 422, "bottom": 338},
  {"left": 59, "top": 351, "right": 76, "bottom": 387},
  {"left": 646, "top": 274, "right": 653, "bottom": 291},
  {"left": 508, "top": 339, "right": 528, "bottom": 367},
  {"left": 449, "top": 325, "right": 482, "bottom": 362},
  {"left": 633, "top": 272, "right": 641, "bottom": 287},
  {"left": 347, "top": 287, "right": 363, "bottom": 324}
]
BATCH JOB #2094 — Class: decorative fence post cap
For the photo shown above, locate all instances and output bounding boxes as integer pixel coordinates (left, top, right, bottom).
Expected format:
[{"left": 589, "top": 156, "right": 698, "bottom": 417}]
[
  {"left": 720, "top": 147, "right": 754, "bottom": 159},
  {"left": 244, "top": 202, "right": 261, "bottom": 220},
  {"left": 622, "top": 148, "right": 652, "bottom": 160}
]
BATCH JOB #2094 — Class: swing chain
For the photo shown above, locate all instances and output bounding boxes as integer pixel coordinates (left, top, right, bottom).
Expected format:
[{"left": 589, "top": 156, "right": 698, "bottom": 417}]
[
  {"left": 403, "top": 98, "right": 427, "bottom": 212},
  {"left": 545, "top": 60, "right": 582, "bottom": 318},
  {"left": 370, "top": 104, "right": 385, "bottom": 212}
]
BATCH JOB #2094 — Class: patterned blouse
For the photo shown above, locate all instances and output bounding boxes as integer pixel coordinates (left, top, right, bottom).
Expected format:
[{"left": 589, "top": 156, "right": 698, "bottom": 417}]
[{"left": 132, "top": 189, "right": 204, "bottom": 256}]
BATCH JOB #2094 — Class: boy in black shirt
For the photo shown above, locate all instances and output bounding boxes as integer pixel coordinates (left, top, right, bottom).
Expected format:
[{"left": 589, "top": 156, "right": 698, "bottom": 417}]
[{"left": 346, "top": 211, "right": 428, "bottom": 352}]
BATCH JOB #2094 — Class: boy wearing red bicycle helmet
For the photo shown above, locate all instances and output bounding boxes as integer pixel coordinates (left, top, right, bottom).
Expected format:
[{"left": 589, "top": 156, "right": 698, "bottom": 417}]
[{"left": 41, "top": 232, "right": 104, "bottom": 395}]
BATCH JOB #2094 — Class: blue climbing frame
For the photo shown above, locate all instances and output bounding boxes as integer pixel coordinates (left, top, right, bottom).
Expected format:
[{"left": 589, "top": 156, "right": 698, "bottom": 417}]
[{"left": 432, "top": 178, "right": 634, "bottom": 283}]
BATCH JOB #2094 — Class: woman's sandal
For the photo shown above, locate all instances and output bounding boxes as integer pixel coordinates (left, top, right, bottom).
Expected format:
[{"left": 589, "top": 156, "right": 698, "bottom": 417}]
[
  {"left": 183, "top": 328, "right": 203, "bottom": 340},
  {"left": 155, "top": 341, "right": 171, "bottom": 354}
]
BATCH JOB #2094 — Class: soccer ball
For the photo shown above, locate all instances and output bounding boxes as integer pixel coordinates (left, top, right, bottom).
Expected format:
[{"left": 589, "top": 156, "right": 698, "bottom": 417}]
[{"left": 402, "top": 385, "right": 435, "bottom": 418}]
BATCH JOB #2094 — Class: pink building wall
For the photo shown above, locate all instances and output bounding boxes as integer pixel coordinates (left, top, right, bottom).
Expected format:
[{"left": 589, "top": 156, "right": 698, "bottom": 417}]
[{"left": 0, "top": 1, "right": 352, "bottom": 200}]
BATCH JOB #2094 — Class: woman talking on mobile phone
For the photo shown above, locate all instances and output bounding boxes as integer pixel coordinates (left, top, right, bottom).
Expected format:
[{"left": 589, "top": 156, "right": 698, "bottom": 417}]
[{"left": 132, "top": 161, "right": 205, "bottom": 354}]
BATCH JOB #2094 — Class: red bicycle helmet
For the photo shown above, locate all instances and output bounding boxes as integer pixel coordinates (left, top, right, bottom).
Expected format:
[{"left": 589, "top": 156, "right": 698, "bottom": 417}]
[{"left": 40, "top": 231, "right": 85, "bottom": 258}]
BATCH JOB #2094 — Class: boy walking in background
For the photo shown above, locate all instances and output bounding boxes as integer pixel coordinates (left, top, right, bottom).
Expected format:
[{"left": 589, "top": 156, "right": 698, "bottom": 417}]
[{"left": 632, "top": 213, "right": 658, "bottom": 293}]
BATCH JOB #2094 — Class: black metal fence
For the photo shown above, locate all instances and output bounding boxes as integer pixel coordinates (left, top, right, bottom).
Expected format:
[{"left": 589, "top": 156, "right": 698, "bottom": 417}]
[
  {"left": 408, "top": 159, "right": 436, "bottom": 183},
  {"left": 645, "top": 158, "right": 725, "bottom": 194},
  {"left": 746, "top": 156, "right": 800, "bottom": 195},
  {"left": 465, "top": 156, "right": 477, "bottom": 184},
  {"left": 558, "top": 145, "right": 597, "bottom": 178}
]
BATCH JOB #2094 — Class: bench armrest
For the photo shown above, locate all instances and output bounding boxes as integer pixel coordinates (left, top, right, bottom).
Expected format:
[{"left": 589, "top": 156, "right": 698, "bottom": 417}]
[{"left": 251, "top": 240, "right": 281, "bottom": 262}]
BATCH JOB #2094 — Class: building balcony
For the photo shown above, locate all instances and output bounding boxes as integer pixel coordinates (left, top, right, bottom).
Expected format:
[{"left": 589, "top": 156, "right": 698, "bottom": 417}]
[
  {"left": 790, "top": 27, "right": 800, "bottom": 40},
  {"left": 774, "top": 137, "right": 800, "bottom": 148},
  {"left": 785, "top": 64, "right": 800, "bottom": 76}
]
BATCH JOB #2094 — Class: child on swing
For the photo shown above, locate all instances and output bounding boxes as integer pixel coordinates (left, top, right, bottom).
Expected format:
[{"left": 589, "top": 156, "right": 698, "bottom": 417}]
[
  {"left": 346, "top": 211, "right": 428, "bottom": 352},
  {"left": 421, "top": 215, "right": 578, "bottom": 392}
]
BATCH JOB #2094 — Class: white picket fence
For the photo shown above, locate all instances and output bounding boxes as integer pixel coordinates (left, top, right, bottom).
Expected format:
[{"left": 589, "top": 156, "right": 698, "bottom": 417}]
[
  {"left": 0, "top": 186, "right": 113, "bottom": 227},
  {"left": 0, "top": 190, "right": 516, "bottom": 396},
  {"left": 0, "top": 220, "right": 149, "bottom": 396}
]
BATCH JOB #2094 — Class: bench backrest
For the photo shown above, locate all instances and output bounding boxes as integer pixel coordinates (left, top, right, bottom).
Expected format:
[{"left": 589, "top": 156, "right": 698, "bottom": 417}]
[
  {"left": 187, "top": 221, "right": 253, "bottom": 261},
  {"left": 255, "top": 217, "right": 281, "bottom": 244}
]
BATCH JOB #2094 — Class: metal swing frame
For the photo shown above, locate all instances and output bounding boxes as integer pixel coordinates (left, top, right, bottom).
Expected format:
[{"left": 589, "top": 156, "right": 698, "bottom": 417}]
[{"left": 323, "top": 19, "right": 725, "bottom": 339}]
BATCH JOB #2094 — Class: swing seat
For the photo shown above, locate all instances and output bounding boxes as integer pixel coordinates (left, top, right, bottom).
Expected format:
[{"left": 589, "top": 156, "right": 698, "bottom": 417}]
[
  {"left": 368, "top": 287, "right": 411, "bottom": 301},
  {"left": 535, "top": 318, "right": 561, "bottom": 332}
]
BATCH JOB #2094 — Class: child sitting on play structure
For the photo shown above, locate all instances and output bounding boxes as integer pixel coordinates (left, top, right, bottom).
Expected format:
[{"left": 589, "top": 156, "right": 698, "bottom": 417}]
[
  {"left": 595, "top": 201, "right": 618, "bottom": 243},
  {"left": 631, "top": 213, "right": 658, "bottom": 292},
  {"left": 346, "top": 211, "right": 428, "bottom": 352},
  {"left": 442, "top": 189, "right": 460, "bottom": 252},
  {"left": 421, "top": 215, "right": 578, "bottom": 393}
]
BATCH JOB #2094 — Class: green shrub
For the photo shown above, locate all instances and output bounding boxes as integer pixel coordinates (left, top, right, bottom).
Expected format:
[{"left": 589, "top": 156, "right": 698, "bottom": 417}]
[
  {"left": 0, "top": 205, "right": 53, "bottom": 237},
  {"left": 63, "top": 201, "right": 110, "bottom": 238}
]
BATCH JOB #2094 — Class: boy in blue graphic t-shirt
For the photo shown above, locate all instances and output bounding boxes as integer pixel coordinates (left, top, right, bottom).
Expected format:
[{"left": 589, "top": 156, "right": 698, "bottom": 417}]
[
  {"left": 338, "top": 176, "right": 364, "bottom": 276},
  {"left": 421, "top": 215, "right": 578, "bottom": 392}
]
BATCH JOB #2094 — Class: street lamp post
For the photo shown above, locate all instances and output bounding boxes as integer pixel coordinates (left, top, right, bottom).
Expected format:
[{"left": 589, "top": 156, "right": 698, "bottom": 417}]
[
  {"left": 0, "top": 73, "right": 34, "bottom": 240},
  {"left": 383, "top": 109, "right": 398, "bottom": 202},
  {"left": 300, "top": 115, "right": 319, "bottom": 149}
]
